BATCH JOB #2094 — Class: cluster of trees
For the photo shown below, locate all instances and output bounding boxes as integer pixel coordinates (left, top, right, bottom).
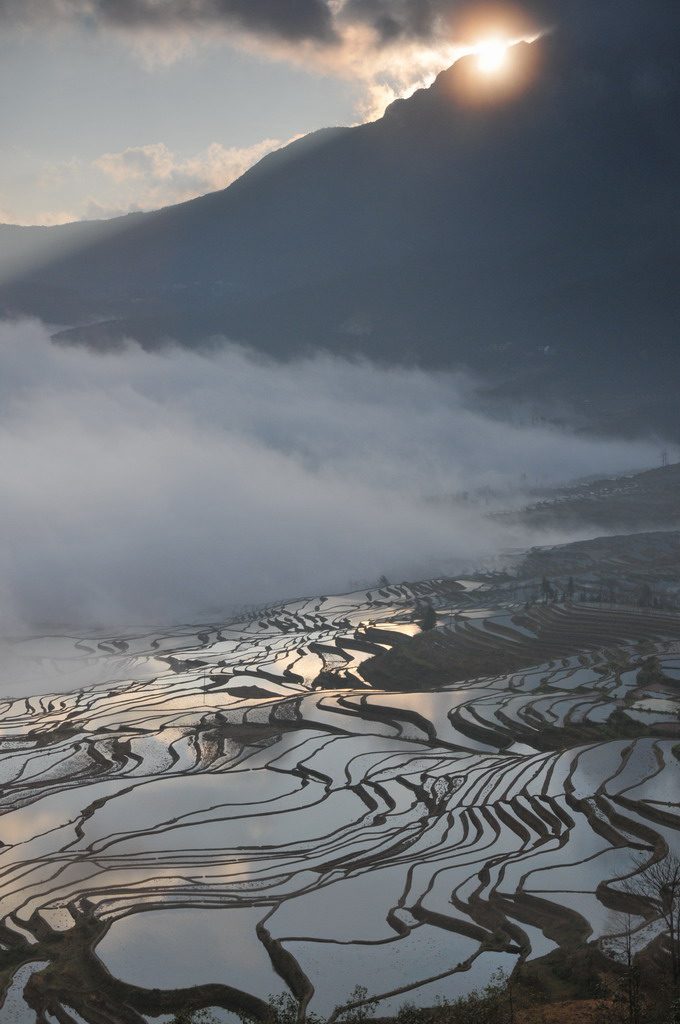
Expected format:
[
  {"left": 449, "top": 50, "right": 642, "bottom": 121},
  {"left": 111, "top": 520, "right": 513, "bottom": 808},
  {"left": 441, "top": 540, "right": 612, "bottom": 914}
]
[
  {"left": 518, "top": 577, "right": 680, "bottom": 611},
  {"left": 414, "top": 597, "right": 437, "bottom": 631},
  {"left": 520, "top": 576, "right": 575, "bottom": 607},
  {"left": 600, "top": 853, "right": 680, "bottom": 1024},
  {"left": 540, "top": 576, "right": 574, "bottom": 604},
  {"left": 168, "top": 979, "right": 516, "bottom": 1024},
  {"left": 578, "top": 582, "right": 680, "bottom": 611}
]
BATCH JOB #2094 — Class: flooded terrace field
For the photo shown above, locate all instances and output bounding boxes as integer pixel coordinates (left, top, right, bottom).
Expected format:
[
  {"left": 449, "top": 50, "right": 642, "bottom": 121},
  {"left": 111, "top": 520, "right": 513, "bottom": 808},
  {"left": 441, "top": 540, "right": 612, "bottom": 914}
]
[{"left": 0, "top": 537, "right": 679, "bottom": 1023}]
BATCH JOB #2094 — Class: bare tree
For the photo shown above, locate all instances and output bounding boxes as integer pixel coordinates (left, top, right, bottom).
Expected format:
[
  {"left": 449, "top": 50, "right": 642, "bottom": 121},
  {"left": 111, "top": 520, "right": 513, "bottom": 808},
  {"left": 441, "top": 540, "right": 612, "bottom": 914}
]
[
  {"left": 604, "top": 911, "right": 643, "bottom": 1024},
  {"left": 625, "top": 853, "right": 680, "bottom": 988}
]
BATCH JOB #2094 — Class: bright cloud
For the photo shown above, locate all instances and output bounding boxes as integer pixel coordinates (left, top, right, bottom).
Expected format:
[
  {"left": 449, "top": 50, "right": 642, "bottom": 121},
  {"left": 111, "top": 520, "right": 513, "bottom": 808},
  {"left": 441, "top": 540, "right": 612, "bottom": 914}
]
[
  {"left": 1, "top": 137, "right": 295, "bottom": 225},
  {"left": 93, "top": 142, "right": 176, "bottom": 183},
  {"left": 1, "top": 138, "right": 296, "bottom": 225},
  {"left": 91, "top": 137, "right": 290, "bottom": 209}
]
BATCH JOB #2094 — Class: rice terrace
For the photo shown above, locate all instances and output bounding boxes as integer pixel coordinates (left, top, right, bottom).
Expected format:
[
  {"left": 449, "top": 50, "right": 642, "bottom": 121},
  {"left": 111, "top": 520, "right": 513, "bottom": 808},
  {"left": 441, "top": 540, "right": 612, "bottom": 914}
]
[{"left": 0, "top": 468, "right": 679, "bottom": 1023}]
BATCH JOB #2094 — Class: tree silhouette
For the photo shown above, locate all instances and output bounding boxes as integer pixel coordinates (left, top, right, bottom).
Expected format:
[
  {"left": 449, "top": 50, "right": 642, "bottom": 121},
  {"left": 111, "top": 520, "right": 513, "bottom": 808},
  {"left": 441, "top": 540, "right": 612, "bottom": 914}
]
[{"left": 625, "top": 854, "right": 680, "bottom": 988}]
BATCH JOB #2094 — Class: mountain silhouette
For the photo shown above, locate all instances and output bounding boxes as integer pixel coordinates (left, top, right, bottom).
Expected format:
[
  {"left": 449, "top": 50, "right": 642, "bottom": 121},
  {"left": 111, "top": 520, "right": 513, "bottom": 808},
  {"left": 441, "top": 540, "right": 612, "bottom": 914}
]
[{"left": 1, "top": 33, "right": 678, "bottom": 435}]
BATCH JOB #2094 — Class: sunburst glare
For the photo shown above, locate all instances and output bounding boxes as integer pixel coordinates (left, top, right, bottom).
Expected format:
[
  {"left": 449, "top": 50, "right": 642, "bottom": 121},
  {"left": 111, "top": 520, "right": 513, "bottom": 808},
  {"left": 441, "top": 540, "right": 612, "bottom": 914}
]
[{"left": 475, "top": 39, "right": 510, "bottom": 72}]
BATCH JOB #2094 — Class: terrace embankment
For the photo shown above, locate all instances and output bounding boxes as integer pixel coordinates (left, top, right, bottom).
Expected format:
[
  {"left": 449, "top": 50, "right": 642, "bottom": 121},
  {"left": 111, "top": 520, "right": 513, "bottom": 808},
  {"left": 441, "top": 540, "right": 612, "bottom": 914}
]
[
  {"left": 358, "top": 602, "right": 680, "bottom": 693},
  {"left": 3, "top": 531, "right": 680, "bottom": 1023}
]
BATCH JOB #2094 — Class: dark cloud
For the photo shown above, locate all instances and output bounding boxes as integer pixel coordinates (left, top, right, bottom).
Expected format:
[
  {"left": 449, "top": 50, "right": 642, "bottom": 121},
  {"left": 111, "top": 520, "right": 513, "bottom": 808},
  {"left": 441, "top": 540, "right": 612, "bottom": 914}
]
[
  {"left": 1, "top": 0, "right": 679, "bottom": 60},
  {"left": 98, "top": 0, "right": 337, "bottom": 42},
  {"left": 339, "top": 0, "right": 442, "bottom": 42},
  {"left": 337, "top": 0, "right": 540, "bottom": 43},
  {"left": 337, "top": 0, "right": 680, "bottom": 62},
  {"left": 0, "top": 0, "right": 337, "bottom": 43}
]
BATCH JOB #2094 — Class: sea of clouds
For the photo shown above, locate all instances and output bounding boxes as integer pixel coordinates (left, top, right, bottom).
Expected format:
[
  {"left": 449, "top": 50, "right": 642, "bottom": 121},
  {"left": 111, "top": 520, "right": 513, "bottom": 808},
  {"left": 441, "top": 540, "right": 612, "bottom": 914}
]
[{"left": 0, "top": 318, "right": 662, "bottom": 631}]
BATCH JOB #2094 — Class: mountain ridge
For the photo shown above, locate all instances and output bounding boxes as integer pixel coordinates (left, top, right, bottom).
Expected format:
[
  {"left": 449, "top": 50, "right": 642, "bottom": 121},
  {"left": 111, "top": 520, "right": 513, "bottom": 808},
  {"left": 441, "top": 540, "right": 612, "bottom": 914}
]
[{"left": 2, "top": 35, "right": 678, "bottom": 435}]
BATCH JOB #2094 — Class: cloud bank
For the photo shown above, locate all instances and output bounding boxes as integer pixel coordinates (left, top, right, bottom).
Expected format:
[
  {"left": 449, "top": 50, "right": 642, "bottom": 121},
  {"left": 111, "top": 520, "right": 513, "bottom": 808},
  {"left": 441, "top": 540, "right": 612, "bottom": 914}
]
[
  {"left": 0, "top": 320, "right": 662, "bottom": 632},
  {"left": 2, "top": 1, "right": 676, "bottom": 57}
]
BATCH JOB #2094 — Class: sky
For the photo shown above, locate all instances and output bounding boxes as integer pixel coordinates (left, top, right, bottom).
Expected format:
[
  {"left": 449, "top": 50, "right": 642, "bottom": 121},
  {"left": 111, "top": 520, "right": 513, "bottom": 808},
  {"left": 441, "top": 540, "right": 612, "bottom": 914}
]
[
  {"left": 1, "top": 0, "right": 676, "bottom": 225},
  {"left": 0, "top": 0, "right": 556, "bottom": 225}
]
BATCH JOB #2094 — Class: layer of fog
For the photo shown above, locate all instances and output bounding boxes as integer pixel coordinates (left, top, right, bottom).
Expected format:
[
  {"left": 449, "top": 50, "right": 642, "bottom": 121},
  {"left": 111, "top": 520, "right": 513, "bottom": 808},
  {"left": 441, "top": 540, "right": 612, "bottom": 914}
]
[{"left": 0, "top": 319, "right": 661, "bottom": 635}]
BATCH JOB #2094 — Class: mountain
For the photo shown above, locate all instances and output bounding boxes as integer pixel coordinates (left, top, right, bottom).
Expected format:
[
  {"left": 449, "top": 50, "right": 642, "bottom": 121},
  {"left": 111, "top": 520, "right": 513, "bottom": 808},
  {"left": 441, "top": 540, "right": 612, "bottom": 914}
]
[{"left": 2, "top": 33, "right": 679, "bottom": 436}]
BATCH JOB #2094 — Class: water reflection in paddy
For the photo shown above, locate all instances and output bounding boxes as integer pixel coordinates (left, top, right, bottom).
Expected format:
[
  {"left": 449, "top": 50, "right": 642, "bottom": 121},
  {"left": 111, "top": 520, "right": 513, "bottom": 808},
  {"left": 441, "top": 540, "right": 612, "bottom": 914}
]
[
  {"left": 0, "top": 579, "right": 678, "bottom": 1021},
  {"left": 285, "top": 927, "right": 483, "bottom": 1016},
  {"left": 98, "top": 906, "right": 284, "bottom": 995}
]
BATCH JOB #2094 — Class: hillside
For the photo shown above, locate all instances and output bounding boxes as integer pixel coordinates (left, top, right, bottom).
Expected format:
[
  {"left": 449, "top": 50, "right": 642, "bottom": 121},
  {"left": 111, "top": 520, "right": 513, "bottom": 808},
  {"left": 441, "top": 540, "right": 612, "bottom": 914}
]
[{"left": 1, "top": 31, "right": 679, "bottom": 435}]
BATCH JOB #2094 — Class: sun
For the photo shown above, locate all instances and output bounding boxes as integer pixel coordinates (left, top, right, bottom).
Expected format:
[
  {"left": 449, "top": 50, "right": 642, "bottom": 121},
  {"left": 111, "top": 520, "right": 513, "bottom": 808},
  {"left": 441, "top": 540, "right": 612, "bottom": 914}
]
[{"left": 475, "top": 39, "right": 510, "bottom": 73}]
